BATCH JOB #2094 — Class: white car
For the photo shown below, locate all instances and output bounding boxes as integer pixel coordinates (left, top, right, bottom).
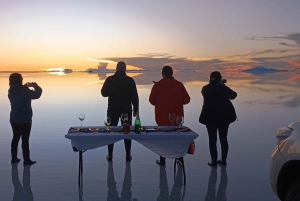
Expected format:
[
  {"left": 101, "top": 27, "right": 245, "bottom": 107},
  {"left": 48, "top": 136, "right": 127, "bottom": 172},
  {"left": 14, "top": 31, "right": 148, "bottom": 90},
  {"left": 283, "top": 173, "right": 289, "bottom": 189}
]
[{"left": 270, "top": 121, "right": 300, "bottom": 201}]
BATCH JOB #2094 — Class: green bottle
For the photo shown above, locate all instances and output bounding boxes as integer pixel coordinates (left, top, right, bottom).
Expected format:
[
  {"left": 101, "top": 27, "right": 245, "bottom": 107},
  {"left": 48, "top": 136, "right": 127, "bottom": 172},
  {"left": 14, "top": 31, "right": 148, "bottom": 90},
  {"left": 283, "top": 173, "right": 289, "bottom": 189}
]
[{"left": 134, "top": 111, "right": 141, "bottom": 134}]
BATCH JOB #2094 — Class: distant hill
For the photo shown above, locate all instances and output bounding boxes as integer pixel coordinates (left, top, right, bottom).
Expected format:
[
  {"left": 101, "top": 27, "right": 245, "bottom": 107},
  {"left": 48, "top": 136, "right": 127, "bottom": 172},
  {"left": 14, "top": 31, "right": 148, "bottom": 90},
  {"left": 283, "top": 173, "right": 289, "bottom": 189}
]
[{"left": 241, "top": 66, "right": 288, "bottom": 75}]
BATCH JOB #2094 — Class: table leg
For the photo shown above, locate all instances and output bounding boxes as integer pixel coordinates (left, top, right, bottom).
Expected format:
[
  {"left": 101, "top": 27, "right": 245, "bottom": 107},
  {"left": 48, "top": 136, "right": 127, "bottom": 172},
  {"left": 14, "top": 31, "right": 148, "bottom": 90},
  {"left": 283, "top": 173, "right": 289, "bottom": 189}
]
[
  {"left": 78, "top": 151, "right": 83, "bottom": 187},
  {"left": 181, "top": 157, "right": 186, "bottom": 186},
  {"left": 174, "top": 159, "right": 177, "bottom": 173}
]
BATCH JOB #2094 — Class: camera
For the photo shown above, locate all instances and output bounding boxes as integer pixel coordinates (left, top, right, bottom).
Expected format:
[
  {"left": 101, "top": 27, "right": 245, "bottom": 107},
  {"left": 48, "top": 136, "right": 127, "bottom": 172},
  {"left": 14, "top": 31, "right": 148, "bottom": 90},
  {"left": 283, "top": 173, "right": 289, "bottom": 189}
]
[
  {"left": 26, "top": 82, "right": 34, "bottom": 87},
  {"left": 221, "top": 79, "right": 227, "bottom": 84}
]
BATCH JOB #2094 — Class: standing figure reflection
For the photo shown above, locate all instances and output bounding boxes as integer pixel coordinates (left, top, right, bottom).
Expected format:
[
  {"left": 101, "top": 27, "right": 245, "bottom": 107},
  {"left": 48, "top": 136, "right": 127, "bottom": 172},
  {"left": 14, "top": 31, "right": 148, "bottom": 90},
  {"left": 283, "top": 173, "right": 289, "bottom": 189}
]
[
  {"left": 107, "top": 162, "right": 136, "bottom": 201},
  {"left": 11, "top": 163, "right": 34, "bottom": 201},
  {"left": 157, "top": 165, "right": 184, "bottom": 201},
  {"left": 205, "top": 166, "right": 228, "bottom": 201}
]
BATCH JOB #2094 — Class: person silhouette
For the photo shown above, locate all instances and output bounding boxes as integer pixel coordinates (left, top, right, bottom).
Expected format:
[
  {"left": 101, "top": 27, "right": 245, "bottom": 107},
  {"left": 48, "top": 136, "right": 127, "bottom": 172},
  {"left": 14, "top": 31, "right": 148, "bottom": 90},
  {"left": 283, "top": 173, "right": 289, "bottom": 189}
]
[
  {"left": 101, "top": 61, "right": 139, "bottom": 162},
  {"left": 157, "top": 165, "right": 184, "bottom": 201},
  {"left": 204, "top": 165, "right": 228, "bottom": 201},
  {"left": 107, "top": 162, "right": 136, "bottom": 201},
  {"left": 11, "top": 163, "right": 34, "bottom": 201}
]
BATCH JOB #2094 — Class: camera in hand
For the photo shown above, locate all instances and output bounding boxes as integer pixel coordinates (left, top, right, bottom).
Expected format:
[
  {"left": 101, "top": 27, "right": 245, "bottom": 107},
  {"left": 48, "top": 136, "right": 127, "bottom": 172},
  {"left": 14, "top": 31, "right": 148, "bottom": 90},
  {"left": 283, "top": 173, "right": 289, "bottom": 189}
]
[
  {"left": 26, "top": 82, "right": 34, "bottom": 87},
  {"left": 221, "top": 79, "right": 227, "bottom": 84}
]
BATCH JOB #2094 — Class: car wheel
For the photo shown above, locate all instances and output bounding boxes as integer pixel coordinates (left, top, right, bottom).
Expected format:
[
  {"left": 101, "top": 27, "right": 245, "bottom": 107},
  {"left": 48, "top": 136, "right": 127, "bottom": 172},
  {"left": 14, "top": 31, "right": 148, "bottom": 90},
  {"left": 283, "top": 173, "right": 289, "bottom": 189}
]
[{"left": 285, "top": 178, "right": 300, "bottom": 201}]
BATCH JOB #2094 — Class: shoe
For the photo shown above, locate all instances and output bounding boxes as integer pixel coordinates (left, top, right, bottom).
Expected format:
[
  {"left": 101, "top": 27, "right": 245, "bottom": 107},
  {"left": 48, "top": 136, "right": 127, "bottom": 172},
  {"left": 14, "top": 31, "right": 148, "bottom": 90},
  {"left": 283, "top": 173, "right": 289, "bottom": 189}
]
[
  {"left": 106, "top": 155, "right": 112, "bottom": 161},
  {"left": 126, "top": 155, "right": 132, "bottom": 161},
  {"left": 156, "top": 160, "right": 166, "bottom": 166},
  {"left": 11, "top": 149, "right": 21, "bottom": 163},
  {"left": 11, "top": 158, "right": 21, "bottom": 163},
  {"left": 24, "top": 160, "right": 36, "bottom": 165},
  {"left": 207, "top": 162, "right": 217, "bottom": 167},
  {"left": 176, "top": 159, "right": 183, "bottom": 166},
  {"left": 217, "top": 159, "right": 227, "bottom": 165},
  {"left": 22, "top": 150, "right": 36, "bottom": 165}
]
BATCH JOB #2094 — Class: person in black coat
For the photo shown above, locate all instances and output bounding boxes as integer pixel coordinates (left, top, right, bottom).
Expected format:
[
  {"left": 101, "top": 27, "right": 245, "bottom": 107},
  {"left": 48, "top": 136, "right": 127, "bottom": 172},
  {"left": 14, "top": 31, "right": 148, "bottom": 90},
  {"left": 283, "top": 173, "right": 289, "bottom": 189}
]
[
  {"left": 8, "top": 73, "right": 42, "bottom": 165},
  {"left": 199, "top": 71, "right": 237, "bottom": 167},
  {"left": 101, "top": 61, "right": 139, "bottom": 161}
]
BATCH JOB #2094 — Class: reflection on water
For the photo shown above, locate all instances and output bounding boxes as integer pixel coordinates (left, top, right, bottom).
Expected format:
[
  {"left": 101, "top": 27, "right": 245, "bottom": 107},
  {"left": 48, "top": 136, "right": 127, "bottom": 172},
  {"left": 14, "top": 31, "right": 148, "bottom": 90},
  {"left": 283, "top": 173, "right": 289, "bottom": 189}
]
[
  {"left": 107, "top": 162, "right": 136, "bottom": 201},
  {"left": 157, "top": 165, "right": 185, "bottom": 201},
  {"left": 11, "top": 163, "right": 34, "bottom": 201},
  {"left": 2, "top": 71, "right": 300, "bottom": 200},
  {"left": 204, "top": 166, "right": 227, "bottom": 201}
]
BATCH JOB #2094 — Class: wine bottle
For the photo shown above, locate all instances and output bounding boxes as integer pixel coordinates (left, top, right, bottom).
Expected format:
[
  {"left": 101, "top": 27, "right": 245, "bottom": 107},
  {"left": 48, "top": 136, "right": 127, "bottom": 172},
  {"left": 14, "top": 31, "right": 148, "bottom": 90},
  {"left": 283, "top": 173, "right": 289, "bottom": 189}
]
[{"left": 134, "top": 111, "right": 141, "bottom": 134}]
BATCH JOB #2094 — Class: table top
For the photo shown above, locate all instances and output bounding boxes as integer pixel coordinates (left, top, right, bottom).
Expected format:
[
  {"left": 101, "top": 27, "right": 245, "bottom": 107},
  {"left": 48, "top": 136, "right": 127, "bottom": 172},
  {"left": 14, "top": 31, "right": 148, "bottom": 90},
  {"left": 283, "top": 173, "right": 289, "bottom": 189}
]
[
  {"left": 65, "top": 126, "right": 199, "bottom": 158},
  {"left": 65, "top": 126, "right": 198, "bottom": 140}
]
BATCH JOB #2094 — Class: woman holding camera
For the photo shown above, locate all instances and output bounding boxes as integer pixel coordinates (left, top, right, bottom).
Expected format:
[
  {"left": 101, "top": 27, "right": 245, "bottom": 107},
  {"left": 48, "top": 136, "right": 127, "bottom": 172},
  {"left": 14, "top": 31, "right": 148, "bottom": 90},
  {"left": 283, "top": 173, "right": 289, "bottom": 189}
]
[
  {"left": 199, "top": 71, "right": 237, "bottom": 167},
  {"left": 8, "top": 73, "right": 42, "bottom": 164}
]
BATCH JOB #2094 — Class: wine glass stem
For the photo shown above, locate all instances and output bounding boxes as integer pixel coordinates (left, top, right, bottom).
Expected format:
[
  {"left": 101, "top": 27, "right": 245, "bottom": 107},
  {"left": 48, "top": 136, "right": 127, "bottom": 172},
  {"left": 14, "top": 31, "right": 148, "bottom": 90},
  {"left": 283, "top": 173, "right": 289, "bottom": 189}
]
[{"left": 81, "top": 121, "right": 82, "bottom": 128}]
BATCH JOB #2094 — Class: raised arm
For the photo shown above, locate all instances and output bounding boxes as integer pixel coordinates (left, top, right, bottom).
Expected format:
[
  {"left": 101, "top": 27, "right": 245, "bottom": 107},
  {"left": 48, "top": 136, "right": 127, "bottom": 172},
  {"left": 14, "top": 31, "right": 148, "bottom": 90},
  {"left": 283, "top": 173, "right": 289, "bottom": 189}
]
[
  {"left": 27, "top": 83, "right": 42, "bottom": 99},
  {"left": 224, "top": 85, "right": 237, "bottom": 100}
]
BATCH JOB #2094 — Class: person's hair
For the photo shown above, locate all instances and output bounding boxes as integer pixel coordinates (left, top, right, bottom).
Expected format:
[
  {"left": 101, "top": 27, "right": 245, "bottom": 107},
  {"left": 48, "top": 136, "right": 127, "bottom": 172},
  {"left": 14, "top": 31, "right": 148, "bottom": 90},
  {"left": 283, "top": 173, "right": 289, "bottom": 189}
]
[
  {"left": 162, "top": 66, "right": 173, "bottom": 78},
  {"left": 116, "top": 61, "right": 126, "bottom": 71},
  {"left": 209, "top": 71, "right": 222, "bottom": 84},
  {"left": 9, "top": 73, "right": 23, "bottom": 86}
]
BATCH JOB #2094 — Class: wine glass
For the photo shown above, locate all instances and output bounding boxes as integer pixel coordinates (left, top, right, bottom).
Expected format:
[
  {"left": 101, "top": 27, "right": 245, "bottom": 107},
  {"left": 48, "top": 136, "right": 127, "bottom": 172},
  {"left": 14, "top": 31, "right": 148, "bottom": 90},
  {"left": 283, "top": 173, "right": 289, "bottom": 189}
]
[
  {"left": 121, "top": 113, "right": 128, "bottom": 123},
  {"left": 104, "top": 116, "right": 111, "bottom": 132},
  {"left": 78, "top": 113, "right": 85, "bottom": 128},
  {"left": 169, "top": 113, "right": 176, "bottom": 127},
  {"left": 176, "top": 116, "right": 184, "bottom": 132}
]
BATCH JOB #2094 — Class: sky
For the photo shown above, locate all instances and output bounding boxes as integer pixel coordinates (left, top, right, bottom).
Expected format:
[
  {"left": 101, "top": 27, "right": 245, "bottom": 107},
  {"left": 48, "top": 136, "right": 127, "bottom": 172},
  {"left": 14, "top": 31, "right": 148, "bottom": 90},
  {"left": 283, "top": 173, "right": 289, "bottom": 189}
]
[{"left": 0, "top": 0, "right": 299, "bottom": 71}]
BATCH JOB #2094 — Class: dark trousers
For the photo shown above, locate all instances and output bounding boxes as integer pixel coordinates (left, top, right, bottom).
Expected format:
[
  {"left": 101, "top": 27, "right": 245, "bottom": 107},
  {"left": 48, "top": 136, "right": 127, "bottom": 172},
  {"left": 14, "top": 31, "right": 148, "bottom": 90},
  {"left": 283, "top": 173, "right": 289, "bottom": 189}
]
[
  {"left": 107, "top": 111, "right": 132, "bottom": 156},
  {"left": 206, "top": 124, "right": 229, "bottom": 164},
  {"left": 11, "top": 123, "right": 32, "bottom": 151}
]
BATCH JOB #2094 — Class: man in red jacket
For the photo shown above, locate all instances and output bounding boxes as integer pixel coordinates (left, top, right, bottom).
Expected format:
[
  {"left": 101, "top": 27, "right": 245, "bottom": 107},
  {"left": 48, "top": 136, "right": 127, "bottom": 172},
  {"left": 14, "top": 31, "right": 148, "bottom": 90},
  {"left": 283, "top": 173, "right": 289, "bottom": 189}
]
[{"left": 149, "top": 66, "right": 190, "bottom": 165}]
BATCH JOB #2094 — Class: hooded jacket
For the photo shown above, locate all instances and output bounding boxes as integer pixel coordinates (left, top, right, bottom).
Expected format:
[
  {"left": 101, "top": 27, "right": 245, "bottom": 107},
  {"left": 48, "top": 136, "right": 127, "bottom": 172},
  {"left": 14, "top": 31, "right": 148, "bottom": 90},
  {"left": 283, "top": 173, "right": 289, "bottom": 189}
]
[
  {"left": 8, "top": 85, "right": 42, "bottom": 123},
  {"left": 149, "top": 77, "right": 190, "bottom": 126},
  {"left": 199, "top": 83, "right": 237, "bottom": 125}
]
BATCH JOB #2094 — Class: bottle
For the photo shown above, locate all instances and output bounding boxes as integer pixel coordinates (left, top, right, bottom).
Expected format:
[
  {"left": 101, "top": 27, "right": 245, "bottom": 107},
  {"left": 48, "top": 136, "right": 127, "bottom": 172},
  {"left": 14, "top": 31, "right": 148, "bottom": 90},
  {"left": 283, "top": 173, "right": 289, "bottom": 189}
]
[{"left": 134, "top": 111, "right": 141, "bottom": 134}]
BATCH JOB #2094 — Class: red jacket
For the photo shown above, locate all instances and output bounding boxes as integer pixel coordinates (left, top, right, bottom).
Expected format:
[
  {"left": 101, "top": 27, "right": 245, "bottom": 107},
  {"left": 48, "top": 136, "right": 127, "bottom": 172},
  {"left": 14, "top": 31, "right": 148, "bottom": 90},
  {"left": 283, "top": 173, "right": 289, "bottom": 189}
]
[{"left": 149, "top": 77, "right": 190, "bottom": 126}]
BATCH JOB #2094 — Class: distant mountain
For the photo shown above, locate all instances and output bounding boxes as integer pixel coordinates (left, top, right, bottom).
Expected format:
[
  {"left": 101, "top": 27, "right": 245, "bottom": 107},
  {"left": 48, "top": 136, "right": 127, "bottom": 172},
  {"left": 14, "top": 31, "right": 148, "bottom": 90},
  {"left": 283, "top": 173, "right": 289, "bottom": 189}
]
[{"left": 241, "top": 66, "right": 288, "bottom": 75}]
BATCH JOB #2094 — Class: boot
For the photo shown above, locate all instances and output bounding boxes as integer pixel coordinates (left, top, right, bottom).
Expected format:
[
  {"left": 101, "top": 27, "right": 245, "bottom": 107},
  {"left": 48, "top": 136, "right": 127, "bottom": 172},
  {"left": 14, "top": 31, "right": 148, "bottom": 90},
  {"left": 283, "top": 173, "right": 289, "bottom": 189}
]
[
  {"left": 22, "top": 150, "right": 36, "bottom": 165},
  {"left": 11, "top": 149, "right": 21, "bottom": 163}
]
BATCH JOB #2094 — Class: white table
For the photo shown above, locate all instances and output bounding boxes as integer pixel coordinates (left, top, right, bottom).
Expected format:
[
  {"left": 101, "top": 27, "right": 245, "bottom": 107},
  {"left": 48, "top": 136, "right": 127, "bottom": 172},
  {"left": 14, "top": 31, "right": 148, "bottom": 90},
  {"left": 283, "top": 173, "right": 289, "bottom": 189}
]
[{"left": 65, "top": 126, "right": 199, "bottom": 186}]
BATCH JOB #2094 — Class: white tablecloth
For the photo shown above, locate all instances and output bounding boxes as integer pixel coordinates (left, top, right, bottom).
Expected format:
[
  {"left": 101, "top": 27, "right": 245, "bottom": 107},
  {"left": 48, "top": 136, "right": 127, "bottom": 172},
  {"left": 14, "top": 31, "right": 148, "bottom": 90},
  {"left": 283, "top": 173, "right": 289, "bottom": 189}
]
[{"left": 65, "top": 126, "right": 199, "bottom": 158}]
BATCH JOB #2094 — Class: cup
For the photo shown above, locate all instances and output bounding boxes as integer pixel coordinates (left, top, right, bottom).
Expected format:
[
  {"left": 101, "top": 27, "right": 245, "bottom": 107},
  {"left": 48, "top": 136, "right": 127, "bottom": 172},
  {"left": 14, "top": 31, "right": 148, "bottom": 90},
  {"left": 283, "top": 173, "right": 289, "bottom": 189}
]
[{"left": 123, "top": 123, "right": 130, "bottom": 134}]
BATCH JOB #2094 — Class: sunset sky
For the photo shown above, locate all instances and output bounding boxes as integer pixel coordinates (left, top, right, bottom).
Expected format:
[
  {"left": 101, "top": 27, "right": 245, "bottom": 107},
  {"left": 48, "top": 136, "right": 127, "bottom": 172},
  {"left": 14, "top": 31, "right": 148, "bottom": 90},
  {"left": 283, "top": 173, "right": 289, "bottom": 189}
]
[{"left": 0, "top": 0, "right": 299, "bottom": 71}]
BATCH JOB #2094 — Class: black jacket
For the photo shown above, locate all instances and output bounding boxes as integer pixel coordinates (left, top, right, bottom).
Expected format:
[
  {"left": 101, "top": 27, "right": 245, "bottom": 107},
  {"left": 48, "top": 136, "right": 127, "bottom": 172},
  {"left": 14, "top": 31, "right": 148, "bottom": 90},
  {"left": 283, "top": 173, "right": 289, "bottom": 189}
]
[
  {"left": 101, "top": 71, "right": 139, "bottom": 113},
  {"left": 199, "top": 84, "right": 237, "bottom": 125}
]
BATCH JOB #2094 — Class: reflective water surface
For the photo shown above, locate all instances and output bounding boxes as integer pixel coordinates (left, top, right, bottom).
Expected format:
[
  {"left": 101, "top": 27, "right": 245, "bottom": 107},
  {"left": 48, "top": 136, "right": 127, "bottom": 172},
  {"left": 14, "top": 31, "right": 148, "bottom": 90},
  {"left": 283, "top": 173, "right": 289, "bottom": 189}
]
[{"left": 1, "top": 71, "right": 300, "bottom": 200}]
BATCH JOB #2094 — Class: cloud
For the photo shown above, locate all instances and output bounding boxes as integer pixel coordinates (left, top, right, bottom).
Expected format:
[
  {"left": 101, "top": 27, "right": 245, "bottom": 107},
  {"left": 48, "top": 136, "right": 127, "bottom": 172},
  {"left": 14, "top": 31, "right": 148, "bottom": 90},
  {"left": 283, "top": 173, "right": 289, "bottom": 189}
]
[
  {"left": 102, "top": 56, "right": 226, "bottom": 71},
  {"left": 244, "top": 35, "right": 264, "bottom": 41},
  {"left": 245, "top": 33, "right": 300, "bottom": 46}
]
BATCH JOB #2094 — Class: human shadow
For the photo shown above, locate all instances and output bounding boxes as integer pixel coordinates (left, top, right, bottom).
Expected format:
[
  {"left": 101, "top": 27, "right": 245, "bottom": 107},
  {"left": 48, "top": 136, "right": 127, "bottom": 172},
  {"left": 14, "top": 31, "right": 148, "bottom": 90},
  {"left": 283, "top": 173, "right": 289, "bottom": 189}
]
[
  {"left": 11, "top": 163, "right": 34, "bottom": 201},
  {"left": 157, "top": 165, "right": 184, "bottom": 201},
  {"left": 107, "top": 162, "right": 137, "bottom": 201},
  {"left": 204, "top": 165, "right": 228, "bottom": 201}
]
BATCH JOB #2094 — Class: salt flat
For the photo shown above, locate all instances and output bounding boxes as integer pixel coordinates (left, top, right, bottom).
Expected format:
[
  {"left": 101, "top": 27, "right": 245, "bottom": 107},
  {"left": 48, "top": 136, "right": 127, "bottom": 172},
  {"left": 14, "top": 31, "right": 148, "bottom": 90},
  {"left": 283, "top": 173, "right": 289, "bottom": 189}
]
[{"left": 1, "top": 71, "right": 296, "bottom": 200}]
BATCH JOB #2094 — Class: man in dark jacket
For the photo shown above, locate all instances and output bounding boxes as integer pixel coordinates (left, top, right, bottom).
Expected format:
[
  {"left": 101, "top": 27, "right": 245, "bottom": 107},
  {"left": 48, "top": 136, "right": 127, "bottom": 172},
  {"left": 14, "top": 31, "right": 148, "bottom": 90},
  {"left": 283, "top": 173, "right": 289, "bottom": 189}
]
[
  {"left": 101, "top": 61, "right": 139, "bottom": 161},
  {"left": 199, "top": 71, "right": 237, "bottom": 167}
]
